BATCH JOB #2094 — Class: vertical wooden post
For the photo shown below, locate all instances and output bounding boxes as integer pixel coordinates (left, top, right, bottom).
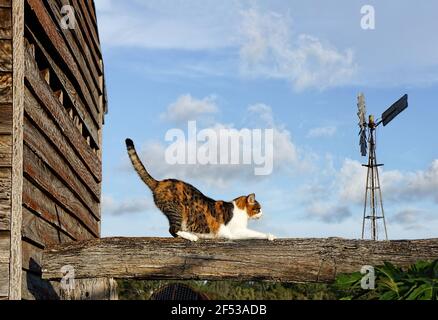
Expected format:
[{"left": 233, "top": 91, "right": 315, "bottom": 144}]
[{"left": 9, "top": 0, "right": 24, "bottom": 300}]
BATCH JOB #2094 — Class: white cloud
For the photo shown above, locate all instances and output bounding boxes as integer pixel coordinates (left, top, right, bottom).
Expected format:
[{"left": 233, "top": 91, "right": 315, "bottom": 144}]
[
  {"left": 125, "top": 99, "right": 305, "bottom": 189},
  {"left": 103, "top": 194, "right": 150, "bottom": 215},
  {"left": 94, "top": 0, "right": 240, "bottom": 50},
  {"left": 161, "top": 94, "right": 218, "bottom": 123},
  {"left": 338, "top": 159, "right": 438, "bottom": 205},
  {"left": 239, "top": 8, "right": 357, "bottom": 91},
  {"left": 307, "top": 126, "right": 337, "bottom": 138}
]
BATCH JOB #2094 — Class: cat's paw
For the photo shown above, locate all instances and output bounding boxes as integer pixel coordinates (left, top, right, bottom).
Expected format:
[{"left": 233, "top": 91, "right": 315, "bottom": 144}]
[
  {"left": 267, "top": 234, "right": 276, "bottom": 241},
  {"left": 177, "top": 231, "right": 199, "bottom": 242}
]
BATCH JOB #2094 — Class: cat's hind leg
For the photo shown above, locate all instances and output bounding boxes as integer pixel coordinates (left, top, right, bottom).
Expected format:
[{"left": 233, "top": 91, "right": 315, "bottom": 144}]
[{"left": 176, "top": 231, "right": 199, "bottom": 242}]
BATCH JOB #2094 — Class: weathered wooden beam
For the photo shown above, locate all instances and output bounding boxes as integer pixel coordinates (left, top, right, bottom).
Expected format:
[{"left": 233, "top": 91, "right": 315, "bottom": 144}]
[{"left": 42, "top": 237, "right": 438, "bottom": 283}]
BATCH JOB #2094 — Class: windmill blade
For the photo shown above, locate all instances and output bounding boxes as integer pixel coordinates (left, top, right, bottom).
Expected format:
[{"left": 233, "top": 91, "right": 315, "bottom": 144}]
[
  {"left": 381, "top": 94, "right": 408, "bottom": 126},
  {"left": 360, "top": 129, "right": 367, "bottom": 157},
  {"left": 357, "top": 93, "right": 367, "bottom": 130}
]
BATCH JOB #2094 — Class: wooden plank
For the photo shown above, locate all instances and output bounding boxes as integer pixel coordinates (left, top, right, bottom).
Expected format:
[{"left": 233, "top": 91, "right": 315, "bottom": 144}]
[
  {"left": 0, "top": 0, "right": 11, "bottom": 7},
  {"left": 0, "top": 231, "right": 9, "bottom": 263},
  {"left": 75, "top": 0, "right": 101, "bottom": 62},
  {"left": 22, "top": 238, "right": 43, "bottom": 274},
  {"left": 56, "top": 0, "right": 102, "bottom": 77},
  {"left": 0, "top": 167, "right": 11, "bottom": 231},
  {"left": 24, "top": 116, "right": 100, "bottom": 211},
  {"left": 23, "top": 145, "right": 100, "bottom": 235},
  {"left": 44, "top": 0, "right": 102, "bottom": 101},
  {"left": 22, "top": 270, "right": 60, "bottom": 300},
  {"left": 59, "top": 277, "right": 118, "bottom": 300},
  {"left": 0, "top": 263, "right": 8, "bottom": 296},
  {"left": 26, "top": 31, "right": 100, "bottom": 137},
  {"left": 9, "top": 0, "right": 24, "bottom": 300},
  {"left": 22, "top": 207, "right": 74, "bottom": 251},
  {"left": 0, "top": 72, "right": 12, "bottom": 103},
  {"left": 26, "top": 0, "right": 99, "bottom": 111},
  {"left": 0, "top": 134, "right": 11, "bottom": 167},
  {"left": 0, "top": 7, "right": 11, "bottom": 39},
  {"left": 0, "top": 232, "right": 9, "bottom": 297},
  {"left": 0, "top": 232, "right": 9, "bottom": 296},
  {"left": 64, "top": 0, "right": 102, "bottom": 75},
  {"left": 84, "top": 0, "right": 98, "bottom": 33},
  {"left": 0, "top": 104, "right": 12, "bottom": 134},
  {"left": 0, "top": 40, "right": 12, "bottom": 71},
  {"left": 42, "top": 237, "right": 438, "bottom": 282},
  {"left": 24, "top": 87, "right": 101, "bottom": 198},
  {"left": 23, "top": 177, "right": 97, "bottom": 241},
  {"left": 24, "top": 46, "right": 102, "bottom": 182},
  {"left": 24, "top": 30, "right": 100, "bottom": 144}
]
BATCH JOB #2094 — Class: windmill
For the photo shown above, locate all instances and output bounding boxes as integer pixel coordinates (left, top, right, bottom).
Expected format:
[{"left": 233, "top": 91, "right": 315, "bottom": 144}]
[{"left": 357, "top": 93, "right": 408, "bottom": 241}]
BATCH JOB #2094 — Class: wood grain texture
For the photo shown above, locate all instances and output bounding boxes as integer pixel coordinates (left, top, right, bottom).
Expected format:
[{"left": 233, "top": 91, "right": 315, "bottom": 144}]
[
  {"left": 22, "top": 238, "right": 43, "bottom": 273},
  {"left": 0, "top": 7, "right": 12, "bottom": 39},
  {"left": 24, "top": 47, "right": 102, "bottom": 182},
  {"left": 44, "top": 0, "right": 101, "bottom": 102},
  {"left": 42, "top": 237, "right": 438, "bottom": 282},
  {"left": 25, "top": 31, "right": 100, "bottom": 140},
  {"left": 10, "top": 0, "right": 24, "bottom": 300},
  {"left": 0, "top": 230, "right": 9, "bottom": 263},
  {"left": 26, "top": 0, "right": 99, "bottom": 110},
  {"left": 0, "top": 134, "right": 11, "bottom": 167},
  {"left": 59, "top": 0, "right": 101, "bottom": 75},
  {"left": 23, "top": 177, "right": 96, "bottom": 241},
  {"left": 69, "top": 0, "right": 101, "bottom": 70},
  {"left": 0, "top": 103, "right": 12, "bottom": 134},
  {"left": 22, "top": 206, "right": 74, "bottom": 250},
  {"left": 0, "top": 262, "right": 8, "bottom": 296},
  {"left": 0, "top": 167, "right": 11, "bottom": 230},
  {"left": 75, "top": 0, "right": 100, "bottom": 61},
  {"left": 24, "top": 88, "right": 101, "bottom": 199},
  {"left": 59, "top": 277, "right": 118, "bottom": 300},
  {"left": 0, "top": 40, "right": 12, "bottom": 71},
  {"left": 0, "top": 0, "right": 11, "bottom": 8},
  {"left": 24, "top": 116, "right": 100, "bottom": 211},
  {"left": 23, "top": 145, "right": 100, "bottom": 235},
  {"left": 0, "top": 231, "right": 9, "bottom": 296},
  {"left": 0, "top": 72, "right": 12, "bottom": 103}
]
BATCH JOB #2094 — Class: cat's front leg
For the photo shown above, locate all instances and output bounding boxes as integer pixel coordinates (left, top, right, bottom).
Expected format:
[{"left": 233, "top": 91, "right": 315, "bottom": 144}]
[
  {"left": 176, "top": 231, "right": 199, "bottom": 242},
  {"left": 232, "top": 229, "right": 276, "bottom": 241}
]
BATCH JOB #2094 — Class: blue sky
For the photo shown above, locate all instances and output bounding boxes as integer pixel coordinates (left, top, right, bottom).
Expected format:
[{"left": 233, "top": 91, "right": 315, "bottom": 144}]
[{"left": 95, "top": 0, "right": 438, "bottom": 239}]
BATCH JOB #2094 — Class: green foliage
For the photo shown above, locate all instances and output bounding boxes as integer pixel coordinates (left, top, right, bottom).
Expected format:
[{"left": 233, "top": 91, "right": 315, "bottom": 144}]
[
  {"left": 117, "top": 280, "right": 339, "bottom": 300},
  {"left": 118, "top": 260, "right": 438, "bottom": 300},
  {"left": 334, "top": 260, "right": 438, "bottom": 300}
]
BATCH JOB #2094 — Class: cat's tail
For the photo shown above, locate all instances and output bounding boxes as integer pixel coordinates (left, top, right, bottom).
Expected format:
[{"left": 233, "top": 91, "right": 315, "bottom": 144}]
[{"left": 125, "top": 138, "right": 158, "bottom": 190}]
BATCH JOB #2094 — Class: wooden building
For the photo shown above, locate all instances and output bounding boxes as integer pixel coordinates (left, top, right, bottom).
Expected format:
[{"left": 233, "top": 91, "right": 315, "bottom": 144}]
[{"left": 0, "top": 0, "right": 108, "bottom": 299}]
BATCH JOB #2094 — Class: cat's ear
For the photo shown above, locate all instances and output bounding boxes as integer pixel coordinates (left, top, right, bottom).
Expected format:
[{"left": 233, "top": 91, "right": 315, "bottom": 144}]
[{"left": 247, "top": 193, "right": 256, "bottom": 204}]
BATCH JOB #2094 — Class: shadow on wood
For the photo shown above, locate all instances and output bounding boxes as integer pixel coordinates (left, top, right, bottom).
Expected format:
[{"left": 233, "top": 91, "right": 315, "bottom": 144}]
[{"left": 41, "top": 237, "right": 438, "bottom": 283}]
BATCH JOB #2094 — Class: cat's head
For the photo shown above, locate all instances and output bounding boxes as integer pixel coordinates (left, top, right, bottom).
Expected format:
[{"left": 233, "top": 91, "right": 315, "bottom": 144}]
[{"left": 234, "top": 194, "right": 263, "bottom": 219}]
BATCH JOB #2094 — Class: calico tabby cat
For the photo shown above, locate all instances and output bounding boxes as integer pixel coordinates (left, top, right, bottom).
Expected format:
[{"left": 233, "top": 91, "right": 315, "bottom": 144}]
[{"left": 126, "top": 138, "right": 275, "bottom": 242}]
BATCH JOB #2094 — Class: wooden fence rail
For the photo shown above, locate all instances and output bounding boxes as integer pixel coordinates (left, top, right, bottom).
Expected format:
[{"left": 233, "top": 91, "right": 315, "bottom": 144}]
[{"left": 41, "top": 237, "right": 438, "bottom": 283}]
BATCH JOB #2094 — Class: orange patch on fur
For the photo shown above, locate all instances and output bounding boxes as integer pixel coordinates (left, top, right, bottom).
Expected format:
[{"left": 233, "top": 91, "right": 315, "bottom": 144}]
[{"left": 234, "top": 195, "right": 261, "bottom": 217}]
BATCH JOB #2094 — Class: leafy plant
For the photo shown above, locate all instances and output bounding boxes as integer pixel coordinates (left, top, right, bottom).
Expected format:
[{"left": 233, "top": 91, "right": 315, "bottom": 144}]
[{"left": 334, "top": 260, "right": 438, "bottom": 300}]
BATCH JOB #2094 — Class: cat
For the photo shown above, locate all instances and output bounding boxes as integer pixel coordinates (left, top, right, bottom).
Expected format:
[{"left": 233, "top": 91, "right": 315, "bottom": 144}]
[{"left": 125, "top": 138, "right": 275, "bottom": 242}]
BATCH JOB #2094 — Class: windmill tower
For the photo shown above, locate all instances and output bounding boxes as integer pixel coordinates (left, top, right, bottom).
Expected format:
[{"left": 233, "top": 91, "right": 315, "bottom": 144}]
[{"left": 357, "top": 93, "right": 408, "bottom": 241}]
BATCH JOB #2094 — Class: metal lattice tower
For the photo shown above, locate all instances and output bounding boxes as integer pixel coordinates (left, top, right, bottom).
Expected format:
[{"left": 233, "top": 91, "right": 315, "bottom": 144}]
[{"left": 361, "top": 120, "right": 388, "bottom": 240}]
